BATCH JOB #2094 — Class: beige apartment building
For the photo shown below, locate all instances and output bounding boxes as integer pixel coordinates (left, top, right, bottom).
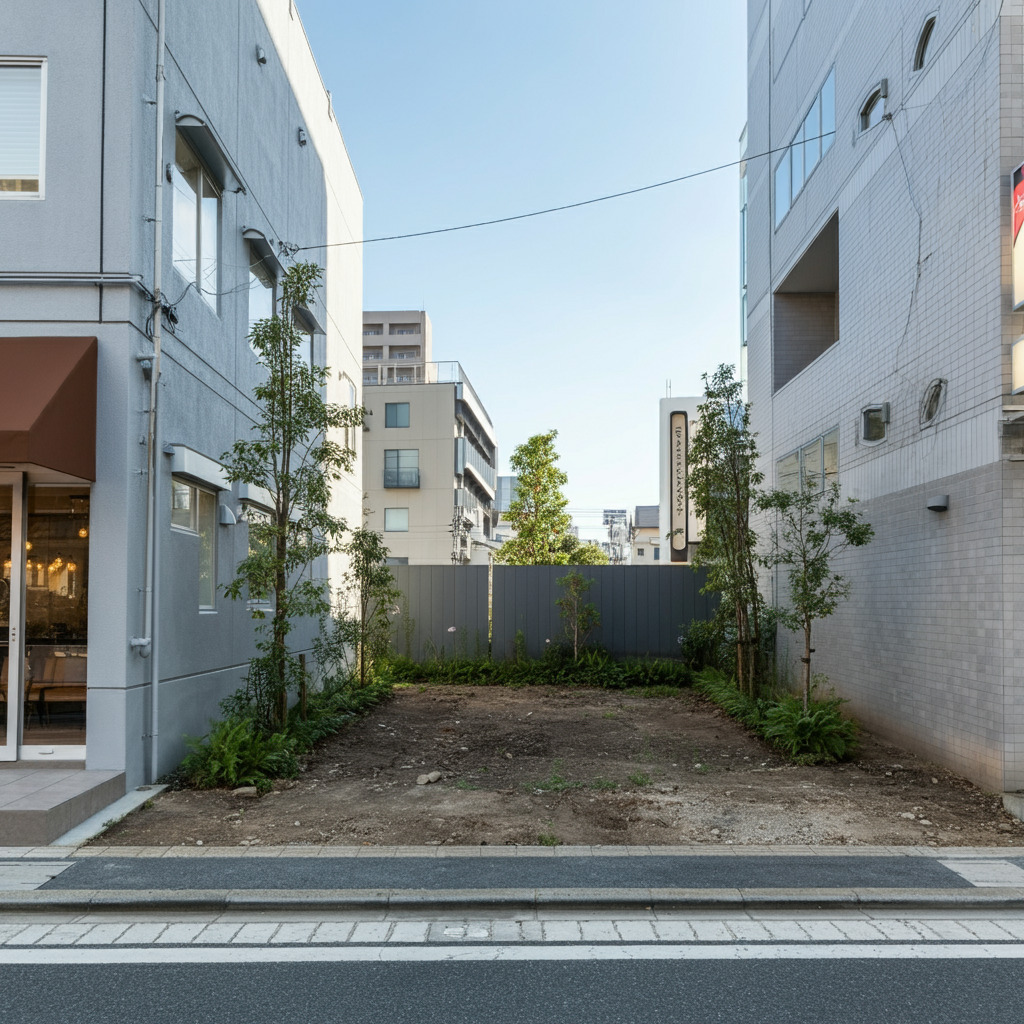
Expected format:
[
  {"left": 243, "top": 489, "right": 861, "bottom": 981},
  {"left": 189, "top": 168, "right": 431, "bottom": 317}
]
[
  {"left": 361, "top": 312, "right": 499, "bottom": 564},
  {"left": 630, "top": 506, "right": 661, "bottom": 564}
]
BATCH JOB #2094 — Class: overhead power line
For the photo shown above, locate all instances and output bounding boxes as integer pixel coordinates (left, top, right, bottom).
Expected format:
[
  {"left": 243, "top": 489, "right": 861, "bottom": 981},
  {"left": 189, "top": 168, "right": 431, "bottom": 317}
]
[{"left": 294, "top": 137, "right": 808, "bottom": 253}]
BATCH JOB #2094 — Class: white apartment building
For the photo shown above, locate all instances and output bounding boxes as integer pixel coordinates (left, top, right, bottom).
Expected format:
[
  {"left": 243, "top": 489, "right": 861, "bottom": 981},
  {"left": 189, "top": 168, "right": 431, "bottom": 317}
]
[
  {"left": 361, "top": 313, "right": 499, "bottom": 564},
  {"left": 746, "top": 0, "right": 1024, "bottom": 793}
]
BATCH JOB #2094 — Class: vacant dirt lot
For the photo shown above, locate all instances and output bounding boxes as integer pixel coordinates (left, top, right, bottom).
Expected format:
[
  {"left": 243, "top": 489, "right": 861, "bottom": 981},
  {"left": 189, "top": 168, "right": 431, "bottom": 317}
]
[{"left": 99, "top": 685, "right": 1024, "bottom": 848}]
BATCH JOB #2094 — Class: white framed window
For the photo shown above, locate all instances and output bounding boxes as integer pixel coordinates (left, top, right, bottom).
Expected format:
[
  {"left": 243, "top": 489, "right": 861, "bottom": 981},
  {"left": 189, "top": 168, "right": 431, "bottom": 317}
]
[
  {"left": 171, "top": 134, "right": 220, "bottom": 309},
  {"left": 171, "top": 478, "right": 217, "bottom": 608},
  {"left": 0, "top": 58, "right": 46, "bottom": 198},
  {"left": 247, "top": 249, "right": 276, "bottom": 345},
  {"left": 777, "top": 427, "right": 839, "bottom": 492},
  {"left": 914, "top": 16, "right": 936, "bottom": 72},
  {"left": 861, "top": 404, "right": 889, "bottom": 444},
  {"left": 384, "top": 507, "right": 409, "bottom": 532},
  {"left": 860, "top": 88, "right": 885, "bottom": 132},
  {"left": 774, "top": 69, "right": 835, "bottom": 227}
]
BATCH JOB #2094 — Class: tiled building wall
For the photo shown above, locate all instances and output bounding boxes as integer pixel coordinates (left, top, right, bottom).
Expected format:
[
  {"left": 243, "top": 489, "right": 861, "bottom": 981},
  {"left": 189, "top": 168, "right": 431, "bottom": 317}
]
[{"left": 747, "top": 0, "right": 1024, "bottom": 790}]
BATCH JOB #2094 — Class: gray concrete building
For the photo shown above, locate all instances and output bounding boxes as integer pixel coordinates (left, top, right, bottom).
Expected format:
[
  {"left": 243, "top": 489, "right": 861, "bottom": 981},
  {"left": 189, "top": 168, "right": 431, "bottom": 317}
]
[
  {"left": 0, "top": 0, "right": 363, "bottom": 819},
  {"left": 361, "top": 313, "right": 499, "bottom": 565},
  {"left": 746, "top": 0, "right": 1024, "bottom": 792}
]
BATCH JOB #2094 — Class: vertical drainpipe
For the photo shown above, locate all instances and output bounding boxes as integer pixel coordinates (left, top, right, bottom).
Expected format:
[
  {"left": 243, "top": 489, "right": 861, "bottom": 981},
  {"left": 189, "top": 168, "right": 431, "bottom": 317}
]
[{"left": 134, "top": 0, "right": 166, "bottom": 784}]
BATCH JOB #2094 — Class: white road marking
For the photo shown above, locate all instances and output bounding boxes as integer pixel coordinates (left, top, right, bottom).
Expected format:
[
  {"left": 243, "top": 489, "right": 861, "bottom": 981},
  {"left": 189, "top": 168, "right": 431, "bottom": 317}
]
[
  {"left": 3, "top": 916, "right": 1024, "bottom": 948},
  {"left": 941, "top": 859, "right": 1024, "bottom": 887},
  {"left": 1, "top": 943, "right": 1024, "bottom": 964}
]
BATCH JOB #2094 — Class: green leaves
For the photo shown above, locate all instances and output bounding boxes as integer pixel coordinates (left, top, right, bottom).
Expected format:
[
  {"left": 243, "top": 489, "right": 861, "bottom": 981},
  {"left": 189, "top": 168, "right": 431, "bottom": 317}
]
[{"left": 222, "top": 261, "right": 364, "bottom": 728}]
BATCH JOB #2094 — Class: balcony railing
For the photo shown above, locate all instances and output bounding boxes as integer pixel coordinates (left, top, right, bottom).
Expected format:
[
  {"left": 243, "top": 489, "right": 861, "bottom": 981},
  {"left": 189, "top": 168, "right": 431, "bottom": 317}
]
[{"left": 383, "top": 467, "right": 420, "bottom": 488}]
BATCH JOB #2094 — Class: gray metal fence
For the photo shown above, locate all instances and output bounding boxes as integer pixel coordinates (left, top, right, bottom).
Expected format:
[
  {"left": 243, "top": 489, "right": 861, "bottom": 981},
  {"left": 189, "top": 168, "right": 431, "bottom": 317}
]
[{"left": 390, "top": 564, "right": 717, "bottom": 662}]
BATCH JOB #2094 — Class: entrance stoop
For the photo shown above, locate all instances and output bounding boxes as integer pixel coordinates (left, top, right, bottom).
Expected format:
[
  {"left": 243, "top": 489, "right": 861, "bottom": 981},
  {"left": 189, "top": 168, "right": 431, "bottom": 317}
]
[{"left": 0, "top": 766, "right": 125, "bottom": 846}]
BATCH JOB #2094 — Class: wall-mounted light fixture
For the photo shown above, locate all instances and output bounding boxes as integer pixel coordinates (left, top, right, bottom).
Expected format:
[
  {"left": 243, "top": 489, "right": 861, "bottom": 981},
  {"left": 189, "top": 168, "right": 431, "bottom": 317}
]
[
  {"left": 256, "top": 45, "right": 267, "bottom": 65},
  {"left": 927, "top": 495, "right": 949, "bottom": 512},
  {"left": 297, "top": 127, "right": 307, "bottom": 146}
]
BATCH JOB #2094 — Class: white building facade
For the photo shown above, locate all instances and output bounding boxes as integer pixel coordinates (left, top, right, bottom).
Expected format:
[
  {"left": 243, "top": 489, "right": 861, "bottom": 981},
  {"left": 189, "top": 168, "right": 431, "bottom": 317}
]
[{"left": 746, "top": 0, "right": 1024, "bottom": 792}]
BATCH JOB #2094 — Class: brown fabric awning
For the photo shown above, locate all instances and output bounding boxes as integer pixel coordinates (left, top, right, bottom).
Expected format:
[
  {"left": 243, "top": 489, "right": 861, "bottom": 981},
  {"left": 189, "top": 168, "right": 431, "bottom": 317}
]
[{"left": 0, "top": 336, "right": 98, "bottom": 480}]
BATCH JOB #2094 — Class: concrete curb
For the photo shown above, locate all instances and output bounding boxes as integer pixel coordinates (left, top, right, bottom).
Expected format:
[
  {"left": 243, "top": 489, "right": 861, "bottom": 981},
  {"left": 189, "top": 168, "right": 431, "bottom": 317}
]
[{"left": 2, "top": 886, "right": 1023, "bottom": 916}]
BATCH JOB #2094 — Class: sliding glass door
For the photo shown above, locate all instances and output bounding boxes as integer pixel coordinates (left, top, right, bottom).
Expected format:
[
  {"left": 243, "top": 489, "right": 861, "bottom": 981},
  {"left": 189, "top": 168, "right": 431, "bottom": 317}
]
[{"left": 0, "top": 475, "right": 89, "bottom": 760}]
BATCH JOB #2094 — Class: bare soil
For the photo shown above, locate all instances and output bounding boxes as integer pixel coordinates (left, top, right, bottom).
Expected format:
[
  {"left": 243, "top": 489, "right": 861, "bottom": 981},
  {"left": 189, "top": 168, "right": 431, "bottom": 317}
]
[{"left": 98, "top": 685, "right": 1024, "bottom": 848}]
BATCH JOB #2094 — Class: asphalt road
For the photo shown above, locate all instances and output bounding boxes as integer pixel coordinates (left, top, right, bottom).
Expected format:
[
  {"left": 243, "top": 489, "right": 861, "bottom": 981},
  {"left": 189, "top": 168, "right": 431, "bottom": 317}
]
[
  {"left": 3, "top": 958, "right": 1023, "bottom": 1024},
  {"left": 42, "top": 854, "right": 980, "bottom": 891}
]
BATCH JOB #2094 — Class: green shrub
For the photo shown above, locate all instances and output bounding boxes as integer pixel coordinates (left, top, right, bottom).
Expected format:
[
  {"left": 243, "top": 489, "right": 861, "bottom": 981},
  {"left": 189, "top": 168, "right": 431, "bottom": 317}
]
[
  {"left": 761, "top": 695, "right": 857, "bottom": 763},
  {"left": 679, "top": 617, "right": 731, "bottom": 671},
  {"left": 181, "top": 718, "right": 299, "bottom": 793}
]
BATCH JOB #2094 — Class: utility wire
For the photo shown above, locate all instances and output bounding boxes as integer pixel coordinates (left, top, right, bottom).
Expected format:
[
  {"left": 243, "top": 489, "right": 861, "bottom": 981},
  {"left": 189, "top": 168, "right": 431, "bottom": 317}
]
[{"left": 293, "top": 138, "right": 809, "bottom": 253}]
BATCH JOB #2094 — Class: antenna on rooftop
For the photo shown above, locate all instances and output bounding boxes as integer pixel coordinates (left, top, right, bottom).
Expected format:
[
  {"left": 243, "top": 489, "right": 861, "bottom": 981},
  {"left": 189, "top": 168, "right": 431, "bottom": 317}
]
[{"left": 665, "top": 379, "right": 672, "bottom": 397}]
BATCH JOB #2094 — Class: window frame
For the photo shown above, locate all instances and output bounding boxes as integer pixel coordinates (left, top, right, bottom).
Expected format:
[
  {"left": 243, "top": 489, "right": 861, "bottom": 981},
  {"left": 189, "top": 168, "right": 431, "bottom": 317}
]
[
  {"left": 170, "top": 477, "right": 218, "bottom": 609},
  {"left": 247, "top": 248, "right": 277, "bottom": 349},
  {"left": 861, "top": 404, "right": 889, "bottom": 445},
  {"left": 171, "top": 134, "right": 221, "bottom": 311},
  {"left": 384, "top": 507, "right": 409, "bottom": 532},
  {"left": 385, "top": 402, "right": 410, "bottom": 428},
  {"left": 774, "top": 68, "right": 835, "bottom": 227},
  {"left": 913, "top": 15, "right": 937, "bottom": 72},
  {"left": 776, "top": 427, "right": 839, "bottom": 493},
  {"left": 859, "top": 88, "right": 885, "bottom": 132},
  {"left": 383, "top": 449, "right": 420, "bottom": 488},
  {"left": 0, "top": 57, "right": 47, "bottom": 199}
]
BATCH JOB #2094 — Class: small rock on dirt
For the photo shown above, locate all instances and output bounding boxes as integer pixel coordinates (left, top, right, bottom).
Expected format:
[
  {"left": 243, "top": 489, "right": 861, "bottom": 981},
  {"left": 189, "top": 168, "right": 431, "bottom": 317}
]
[{"left": 232, "top": 787, "right": 259, "bottom": 799}]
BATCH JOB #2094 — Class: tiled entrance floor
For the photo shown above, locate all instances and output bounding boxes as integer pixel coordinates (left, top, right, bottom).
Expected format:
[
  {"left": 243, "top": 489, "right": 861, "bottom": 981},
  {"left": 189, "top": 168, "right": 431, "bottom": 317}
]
[{"left": 0, "top": 767, "right": 124, "bottom": 846}]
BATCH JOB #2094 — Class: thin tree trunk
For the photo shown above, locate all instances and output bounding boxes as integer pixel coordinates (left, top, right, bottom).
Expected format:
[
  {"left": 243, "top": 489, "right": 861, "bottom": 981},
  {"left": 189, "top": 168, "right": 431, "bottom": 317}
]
[{"left": 802, "top": 619, "right": 812, "bottom": 712}]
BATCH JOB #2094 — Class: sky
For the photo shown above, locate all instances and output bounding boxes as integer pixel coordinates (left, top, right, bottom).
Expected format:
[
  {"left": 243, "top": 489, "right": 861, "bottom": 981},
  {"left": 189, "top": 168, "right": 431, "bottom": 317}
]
[{"left": 296, "top": 0, "right": 748, "bottom": 541}]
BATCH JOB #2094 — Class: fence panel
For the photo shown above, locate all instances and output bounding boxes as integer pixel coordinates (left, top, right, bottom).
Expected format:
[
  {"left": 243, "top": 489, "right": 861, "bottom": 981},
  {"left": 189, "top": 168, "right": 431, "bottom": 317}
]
[
  {"left": 390, "top": 565, "right": 489, "bottom": 661},
  {"left": 389, "top": 564, "right": 716, "bottom": 662}
]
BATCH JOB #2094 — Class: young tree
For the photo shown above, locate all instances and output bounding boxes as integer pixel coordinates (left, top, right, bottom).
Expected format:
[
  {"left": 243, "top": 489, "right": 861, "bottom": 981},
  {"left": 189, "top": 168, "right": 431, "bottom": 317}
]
[
  {"left": 555, "top": 569, "right": 600, "bottom": 660},
  {"left": 759, "top": 482, "right": 874, "bottom": 710},
  {"left": 223, "top": 262, "right": 363, "bottom": 729},
  {"left": 494, "top": 431, "right": 574, "bottom": 565},
  {"left": 687, "top": 365, "right": 764, "bottom": 695},
  {"left": 335, "top": 518, "right": 401, "bottom": 687}
]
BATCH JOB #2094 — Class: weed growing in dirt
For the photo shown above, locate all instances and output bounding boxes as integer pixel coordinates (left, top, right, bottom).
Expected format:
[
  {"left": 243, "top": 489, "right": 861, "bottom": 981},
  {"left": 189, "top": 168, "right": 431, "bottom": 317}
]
[
  {"left": 694, "top": 668, "right": 858, "bottom": 764},
  {"left": 590, "top": 777, "right": 619, "bottom": 790},
  {"left": 537, "top": 832, "right": 561, "bottom": 846},
  {"left": 628, "top": 771, "right": 652, "bottom": 786},
  {"left": 455, "top": 779, "right": 480, "bottom": 791},
  {"left": 602, "top": 711, "right": 617, "bottom": 720},
  {"left": 531, "top": 760, "right": 585, "bottom": 793}
]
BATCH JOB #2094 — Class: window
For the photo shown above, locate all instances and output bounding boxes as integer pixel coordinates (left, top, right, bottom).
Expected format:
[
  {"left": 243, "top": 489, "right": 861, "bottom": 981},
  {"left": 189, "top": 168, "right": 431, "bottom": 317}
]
[
  {"left": 920, "top": 378, "right": 946, "bottom": 425},
  {"left": 171, "top": 134, "right": 220, "bottom": 309},
  {"left": 861, "top": 404, "right": 889, "bottom": 443},
  {"left": 914, "top": 16, "right": 936, "bottom": 71},
  {"left": 243, "top": 505, "right": 273, "bottom": 605},
  {"left": 384, "top": 507, "right": 409, "bottom": 532},
  {"left": 385, "top": 556, "right": 409, "bottom": 566},
  {"left": 384, "top": 449, "right": 419, "bottom": 488},
  {"left": 247, "top": 250, "right": 275, "bottom": 344},
  {"left": 1, "top": 60, "right": 45, "bottom": 197},
  {"left": 385, "top": 402, "right": 410, "bottom": 428},
  {"left": 636, "top": 548, "right": 645, "bottom": 558},
  {"left": 775, "top": 69, "right": 835, "bottom": 226},
  {"left": 363, "top": 324, "right": 383, "bottom": 335},
  {"left": 171, "top": 479, "right": 217, "bottom": 607},
  {"left": 777, "top": 428, "right": 839, "bottom": 492},
  {"left": 860, "top": 89, "right": 885, "bottom": 132},
  {"left": 653, "top": 546, "right": 661, "bottom": 561}
]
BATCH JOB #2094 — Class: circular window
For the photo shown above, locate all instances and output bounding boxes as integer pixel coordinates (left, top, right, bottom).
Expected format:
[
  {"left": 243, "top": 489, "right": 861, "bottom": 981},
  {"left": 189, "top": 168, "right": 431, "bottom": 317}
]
[{"left": 920, "top": 378, "right": 946, "bottom": 425}]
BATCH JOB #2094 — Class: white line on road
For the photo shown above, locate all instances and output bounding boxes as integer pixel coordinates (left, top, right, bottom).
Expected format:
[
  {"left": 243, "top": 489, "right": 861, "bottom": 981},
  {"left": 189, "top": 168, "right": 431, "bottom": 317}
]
[{"left": 2, "top": 943, "right": 1024, "bottom": 964}]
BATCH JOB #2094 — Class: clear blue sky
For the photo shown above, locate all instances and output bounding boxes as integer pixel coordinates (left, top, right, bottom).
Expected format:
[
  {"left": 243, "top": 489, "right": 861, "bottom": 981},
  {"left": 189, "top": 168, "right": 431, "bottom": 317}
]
[{"left": 297, "top": 0, "right": 747, "bottom": 540}]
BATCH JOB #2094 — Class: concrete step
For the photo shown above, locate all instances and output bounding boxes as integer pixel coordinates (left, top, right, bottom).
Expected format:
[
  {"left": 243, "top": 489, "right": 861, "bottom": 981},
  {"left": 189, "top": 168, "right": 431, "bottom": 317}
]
[{"left": 0, "top": 768, "right": 125, "bottom": 845}]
